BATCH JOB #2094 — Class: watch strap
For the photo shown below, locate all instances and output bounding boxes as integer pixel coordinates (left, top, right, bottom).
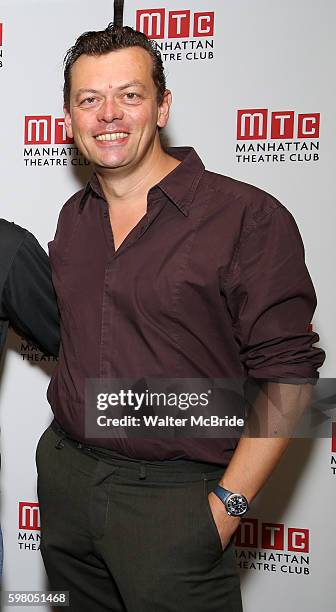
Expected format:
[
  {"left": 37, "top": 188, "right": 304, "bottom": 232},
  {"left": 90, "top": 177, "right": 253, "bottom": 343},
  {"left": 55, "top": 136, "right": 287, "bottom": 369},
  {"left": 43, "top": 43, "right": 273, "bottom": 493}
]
[{"left": 213, "top": 485, "right": 232, "bottom": 504}]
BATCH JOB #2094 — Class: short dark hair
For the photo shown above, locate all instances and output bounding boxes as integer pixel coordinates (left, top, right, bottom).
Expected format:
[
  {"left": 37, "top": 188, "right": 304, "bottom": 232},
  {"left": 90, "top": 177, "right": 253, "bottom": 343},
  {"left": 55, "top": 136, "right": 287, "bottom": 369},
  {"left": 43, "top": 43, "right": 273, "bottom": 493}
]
[{"left": 63, "top": 23, "right": 166, "bottom": 109}]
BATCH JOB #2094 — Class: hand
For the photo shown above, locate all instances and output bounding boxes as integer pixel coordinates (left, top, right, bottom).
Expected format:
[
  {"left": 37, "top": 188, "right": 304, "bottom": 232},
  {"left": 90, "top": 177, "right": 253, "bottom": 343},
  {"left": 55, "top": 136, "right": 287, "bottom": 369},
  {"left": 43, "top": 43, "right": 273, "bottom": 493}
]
[{"left": 208, "top": 492, "right": 241, "bottom": 550}]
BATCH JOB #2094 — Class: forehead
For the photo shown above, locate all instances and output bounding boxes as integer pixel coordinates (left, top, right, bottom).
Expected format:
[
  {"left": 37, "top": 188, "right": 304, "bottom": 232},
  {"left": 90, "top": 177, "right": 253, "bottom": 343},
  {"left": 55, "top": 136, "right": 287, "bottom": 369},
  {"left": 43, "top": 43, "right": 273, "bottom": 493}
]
[{"left": 70, "top": 47, "right": 154, "bottom": 90}]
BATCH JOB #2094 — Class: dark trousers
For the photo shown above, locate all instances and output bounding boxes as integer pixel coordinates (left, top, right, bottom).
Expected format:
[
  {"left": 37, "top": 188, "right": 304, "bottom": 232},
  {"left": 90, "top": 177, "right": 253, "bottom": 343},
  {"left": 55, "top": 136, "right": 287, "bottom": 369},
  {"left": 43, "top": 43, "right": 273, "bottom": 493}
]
[{"left": 36, "top": 423, "right": 243, "bottom": 612}]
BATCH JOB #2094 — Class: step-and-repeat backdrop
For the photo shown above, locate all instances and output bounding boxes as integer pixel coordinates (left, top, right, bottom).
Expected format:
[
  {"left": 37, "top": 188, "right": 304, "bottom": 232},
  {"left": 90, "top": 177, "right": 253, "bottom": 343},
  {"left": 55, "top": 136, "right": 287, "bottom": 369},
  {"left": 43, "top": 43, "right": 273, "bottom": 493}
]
[{"left": 0, "top": 1, "right": 334, "bottom": 610}]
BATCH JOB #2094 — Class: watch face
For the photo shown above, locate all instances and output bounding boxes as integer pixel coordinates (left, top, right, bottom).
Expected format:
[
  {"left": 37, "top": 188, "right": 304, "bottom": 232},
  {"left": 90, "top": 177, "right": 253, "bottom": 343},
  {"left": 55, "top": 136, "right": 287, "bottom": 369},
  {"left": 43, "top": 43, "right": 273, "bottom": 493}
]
[{"left": 226, "top": 494, "right": 248, "bottom": 516}]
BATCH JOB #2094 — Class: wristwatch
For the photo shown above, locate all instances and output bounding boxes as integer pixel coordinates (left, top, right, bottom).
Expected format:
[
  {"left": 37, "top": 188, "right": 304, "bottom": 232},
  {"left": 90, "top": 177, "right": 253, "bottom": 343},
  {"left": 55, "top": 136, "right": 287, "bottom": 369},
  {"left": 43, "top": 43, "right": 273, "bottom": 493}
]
[{"left": 213, "top": 485, "right": 249, "bottom": 517}]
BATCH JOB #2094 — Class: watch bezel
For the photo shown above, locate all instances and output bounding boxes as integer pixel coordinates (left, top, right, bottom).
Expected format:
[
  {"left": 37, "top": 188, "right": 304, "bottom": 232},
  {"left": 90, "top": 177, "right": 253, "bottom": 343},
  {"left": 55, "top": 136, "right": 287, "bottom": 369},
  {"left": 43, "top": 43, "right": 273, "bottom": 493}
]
[{"left": 225, "top": 492, "right": 249, "bottom": 517}]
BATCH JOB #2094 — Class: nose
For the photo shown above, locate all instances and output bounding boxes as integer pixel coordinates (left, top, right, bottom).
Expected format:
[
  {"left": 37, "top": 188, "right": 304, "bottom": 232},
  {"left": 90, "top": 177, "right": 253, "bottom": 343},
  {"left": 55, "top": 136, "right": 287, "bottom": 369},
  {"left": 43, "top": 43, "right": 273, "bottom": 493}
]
[{"left": 98, "top": 97, "right": 124, "bottom": 123}]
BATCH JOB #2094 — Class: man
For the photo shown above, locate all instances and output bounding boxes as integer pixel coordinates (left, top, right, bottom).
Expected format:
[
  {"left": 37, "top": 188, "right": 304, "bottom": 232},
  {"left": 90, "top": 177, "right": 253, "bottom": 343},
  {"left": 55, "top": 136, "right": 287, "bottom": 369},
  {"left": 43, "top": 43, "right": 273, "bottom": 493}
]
[
  {"left": 0, "top": 219, "right": 60, "bottom": 575},
  {"left": 37, "top": 24, "right": 325, "bottom": 611}
]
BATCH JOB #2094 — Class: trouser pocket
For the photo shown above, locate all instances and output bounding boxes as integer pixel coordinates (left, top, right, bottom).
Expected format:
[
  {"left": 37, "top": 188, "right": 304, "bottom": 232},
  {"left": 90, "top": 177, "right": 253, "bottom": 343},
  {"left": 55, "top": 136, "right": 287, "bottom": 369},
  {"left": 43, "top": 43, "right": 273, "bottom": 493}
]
[{"left": 202, "top": 475, "right": 226, "bottom": 555}]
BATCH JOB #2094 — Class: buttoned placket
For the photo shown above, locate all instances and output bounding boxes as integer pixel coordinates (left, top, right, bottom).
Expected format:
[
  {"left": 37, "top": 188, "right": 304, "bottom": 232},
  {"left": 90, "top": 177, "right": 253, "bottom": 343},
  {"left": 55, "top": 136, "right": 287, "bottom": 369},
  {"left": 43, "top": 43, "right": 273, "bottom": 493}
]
[{"left": 99, "top": 192, "right": 167, "bottom": 379}]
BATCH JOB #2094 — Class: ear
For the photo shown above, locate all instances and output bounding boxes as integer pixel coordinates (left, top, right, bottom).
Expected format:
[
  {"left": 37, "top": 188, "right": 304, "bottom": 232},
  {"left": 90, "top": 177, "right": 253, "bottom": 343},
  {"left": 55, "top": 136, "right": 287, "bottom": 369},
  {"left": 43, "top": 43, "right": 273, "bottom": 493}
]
[
  {"left": 64, "top": 105, "right": 74, "bottom": 139},
  {"left": 157, "top": 90, "right": 172, "bottom": 129}
]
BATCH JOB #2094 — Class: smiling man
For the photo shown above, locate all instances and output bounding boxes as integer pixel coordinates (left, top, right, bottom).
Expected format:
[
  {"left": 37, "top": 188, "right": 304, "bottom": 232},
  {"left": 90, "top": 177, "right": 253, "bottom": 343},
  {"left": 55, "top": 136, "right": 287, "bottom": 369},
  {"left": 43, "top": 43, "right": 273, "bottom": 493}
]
[{"left": 36, "top": 23, "right": 325, "bottom": 612}]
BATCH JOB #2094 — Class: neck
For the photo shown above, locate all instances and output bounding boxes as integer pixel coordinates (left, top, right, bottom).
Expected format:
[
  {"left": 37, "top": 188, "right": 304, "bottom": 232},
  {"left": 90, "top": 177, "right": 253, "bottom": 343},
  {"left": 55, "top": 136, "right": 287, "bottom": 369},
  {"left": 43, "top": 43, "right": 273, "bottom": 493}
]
[{"left": 95, "top": 137, "right": 180, "bottom": 208}]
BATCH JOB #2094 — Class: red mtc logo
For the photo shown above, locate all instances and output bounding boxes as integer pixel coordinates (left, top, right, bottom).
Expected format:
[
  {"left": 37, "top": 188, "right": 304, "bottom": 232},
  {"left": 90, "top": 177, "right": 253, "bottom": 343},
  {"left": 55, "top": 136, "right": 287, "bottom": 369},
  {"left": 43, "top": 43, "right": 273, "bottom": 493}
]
[
  {"left": 136, "top": 9, "right": 214, "bottom": 39},
  {"left": 0, "top": 23, "right": 3, "bottom": 46},
  {"left": 235, "top": 518, "right": 309, "bottom": 553},
  {"left": 19, "top": 502, "right": 41, "bottom": 531},
  {"left": 332, "top": 422, "right": 336, "bottom": 453},
  {"left": 237, "top": 109, "right": 320, "bottom": 140},
  {"left": 24, "top": 116, "right": 73, "bottom": 145}
]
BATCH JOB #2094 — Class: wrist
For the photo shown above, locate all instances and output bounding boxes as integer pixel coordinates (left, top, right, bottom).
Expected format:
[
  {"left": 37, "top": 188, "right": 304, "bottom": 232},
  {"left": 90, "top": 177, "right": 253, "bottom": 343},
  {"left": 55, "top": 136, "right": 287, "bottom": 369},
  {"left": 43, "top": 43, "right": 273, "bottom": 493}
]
[
  {"left": 213, "top": 484, "right": 249, "bottom": 517},
  {"left": 219, "top": 479, "right": 253, "bottom": 505}
]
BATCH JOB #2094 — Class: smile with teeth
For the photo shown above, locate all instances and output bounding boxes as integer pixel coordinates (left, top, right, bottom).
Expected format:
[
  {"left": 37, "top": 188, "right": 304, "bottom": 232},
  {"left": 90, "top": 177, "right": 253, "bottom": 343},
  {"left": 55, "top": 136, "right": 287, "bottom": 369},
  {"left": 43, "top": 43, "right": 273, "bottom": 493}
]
[{"left": 95, "top": 132, "right": 129, "bottom": 141}]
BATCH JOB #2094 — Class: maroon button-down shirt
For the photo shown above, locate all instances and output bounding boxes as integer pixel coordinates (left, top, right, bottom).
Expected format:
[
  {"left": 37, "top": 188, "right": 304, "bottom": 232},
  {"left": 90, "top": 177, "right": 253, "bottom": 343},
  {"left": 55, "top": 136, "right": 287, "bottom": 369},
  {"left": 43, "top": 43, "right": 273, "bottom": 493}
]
[{"left": 48, "top": 147, "right": 325, "bottom": 465}]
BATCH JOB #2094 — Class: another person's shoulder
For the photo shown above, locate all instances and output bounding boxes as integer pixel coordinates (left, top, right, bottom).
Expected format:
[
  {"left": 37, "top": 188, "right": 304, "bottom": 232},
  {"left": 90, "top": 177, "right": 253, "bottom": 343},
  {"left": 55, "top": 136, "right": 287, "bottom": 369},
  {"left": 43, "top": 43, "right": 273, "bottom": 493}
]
[
  {"left": 0, "top": 218, "right": 28, "bottom": 243},
  {"left": 0, "top": 219, "right": 29, "bottom": 258},
  {"left": 0, "top": 220, "right": 31, "bottom": 291}
]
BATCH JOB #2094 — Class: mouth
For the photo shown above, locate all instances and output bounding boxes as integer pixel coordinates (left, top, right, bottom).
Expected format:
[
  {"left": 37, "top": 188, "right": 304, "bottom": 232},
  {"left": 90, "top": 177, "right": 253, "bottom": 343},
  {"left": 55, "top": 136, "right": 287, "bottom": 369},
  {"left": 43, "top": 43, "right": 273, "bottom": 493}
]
[{"left": 95, "top": 132, "right": 129, "bottom": 142}]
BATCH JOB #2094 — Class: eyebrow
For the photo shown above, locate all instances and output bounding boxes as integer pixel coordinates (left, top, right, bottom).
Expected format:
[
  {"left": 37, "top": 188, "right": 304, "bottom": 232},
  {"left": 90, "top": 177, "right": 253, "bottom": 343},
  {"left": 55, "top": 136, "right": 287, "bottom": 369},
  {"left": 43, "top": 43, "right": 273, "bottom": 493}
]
[
  {"left": 74, "top": 82, "right": 147, "bottom": 100},
  {"left": 118, "top": 81, "right": 146, "bottom": 91},
  {"left": 74, "top": 88, "right": 100, "bottom": 101}
]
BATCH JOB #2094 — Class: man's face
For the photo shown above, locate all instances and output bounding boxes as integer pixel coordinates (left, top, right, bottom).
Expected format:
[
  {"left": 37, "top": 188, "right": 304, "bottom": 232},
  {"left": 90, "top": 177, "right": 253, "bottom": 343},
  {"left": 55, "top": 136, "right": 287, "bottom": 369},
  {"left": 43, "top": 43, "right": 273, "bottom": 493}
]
[{"left": 64, "top": 46, "right": 170, "bottom": 171}]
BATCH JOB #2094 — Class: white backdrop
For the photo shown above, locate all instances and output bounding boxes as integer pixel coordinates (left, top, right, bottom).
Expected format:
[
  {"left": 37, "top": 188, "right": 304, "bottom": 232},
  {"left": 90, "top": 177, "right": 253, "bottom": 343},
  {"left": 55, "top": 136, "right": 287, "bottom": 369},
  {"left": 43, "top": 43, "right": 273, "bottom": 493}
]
[{"left": 0, "top": 1, "right": 334, "bottom": 610}]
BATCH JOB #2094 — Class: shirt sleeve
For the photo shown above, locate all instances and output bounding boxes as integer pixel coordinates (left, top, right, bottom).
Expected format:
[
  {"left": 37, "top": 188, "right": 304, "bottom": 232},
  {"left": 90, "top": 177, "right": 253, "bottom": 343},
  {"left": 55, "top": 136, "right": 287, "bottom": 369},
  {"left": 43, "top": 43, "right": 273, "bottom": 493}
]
[
  {"left": 0, "top": 320, "right": 9, "bottom": 358},
  {"left": 2, "top": 231, "right": 60, "bottom": 357},
  {"left": 223, "top": 204, "right": 325, "bottom": 382}
]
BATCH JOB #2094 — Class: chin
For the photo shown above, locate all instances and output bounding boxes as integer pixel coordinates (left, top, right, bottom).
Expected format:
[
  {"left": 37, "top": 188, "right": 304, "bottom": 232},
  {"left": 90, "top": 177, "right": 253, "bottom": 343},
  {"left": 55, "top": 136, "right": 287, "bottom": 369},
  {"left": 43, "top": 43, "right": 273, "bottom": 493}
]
[{"left": 96, "top": 159, "right": 128, "bottom": 170}]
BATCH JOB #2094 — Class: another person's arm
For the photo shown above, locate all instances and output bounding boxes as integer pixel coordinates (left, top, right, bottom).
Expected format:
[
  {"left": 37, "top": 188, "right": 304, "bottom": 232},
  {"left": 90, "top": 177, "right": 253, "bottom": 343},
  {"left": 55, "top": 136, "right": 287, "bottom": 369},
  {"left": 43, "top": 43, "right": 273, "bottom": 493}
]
[{"left": 0, "top": 220, "right": 60, "bottom": 357}]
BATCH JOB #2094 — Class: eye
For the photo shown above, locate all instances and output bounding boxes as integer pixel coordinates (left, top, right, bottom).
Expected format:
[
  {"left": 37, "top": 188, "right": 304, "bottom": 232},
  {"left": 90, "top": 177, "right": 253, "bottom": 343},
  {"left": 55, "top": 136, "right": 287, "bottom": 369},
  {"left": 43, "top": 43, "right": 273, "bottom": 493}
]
[
  {"left": 80, "top": 97, "right": 97, "bottom": 105},
  {"left": 124, "top": 92, "right": 141, "bottom": 102}
]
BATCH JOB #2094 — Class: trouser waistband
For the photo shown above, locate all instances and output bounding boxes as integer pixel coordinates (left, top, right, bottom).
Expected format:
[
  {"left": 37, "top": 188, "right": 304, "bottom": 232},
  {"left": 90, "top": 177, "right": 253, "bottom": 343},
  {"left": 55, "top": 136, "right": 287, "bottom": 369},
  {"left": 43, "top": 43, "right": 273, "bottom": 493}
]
[{"left": 50, "top": 419, "right": 225, "bottom": 479}]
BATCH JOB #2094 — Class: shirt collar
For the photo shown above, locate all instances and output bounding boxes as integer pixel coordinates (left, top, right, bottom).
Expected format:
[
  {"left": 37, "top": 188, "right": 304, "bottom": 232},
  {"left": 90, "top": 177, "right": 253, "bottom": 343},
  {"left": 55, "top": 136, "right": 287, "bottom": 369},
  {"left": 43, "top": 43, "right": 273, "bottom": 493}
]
[
  {"left": 154, "top": 147, "right": 205, "bottom": 216},
  {"left": 80, "top": 147, "right": 205, "bottom": 216}
]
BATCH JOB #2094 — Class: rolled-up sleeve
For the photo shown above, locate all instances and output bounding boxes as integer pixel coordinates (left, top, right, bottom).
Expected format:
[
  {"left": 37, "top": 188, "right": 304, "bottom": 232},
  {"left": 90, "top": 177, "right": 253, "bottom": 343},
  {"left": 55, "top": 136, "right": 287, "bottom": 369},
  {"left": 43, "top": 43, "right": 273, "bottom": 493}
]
[{"left": 225, "top": 204, "right": 325, "bottom": 381}]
